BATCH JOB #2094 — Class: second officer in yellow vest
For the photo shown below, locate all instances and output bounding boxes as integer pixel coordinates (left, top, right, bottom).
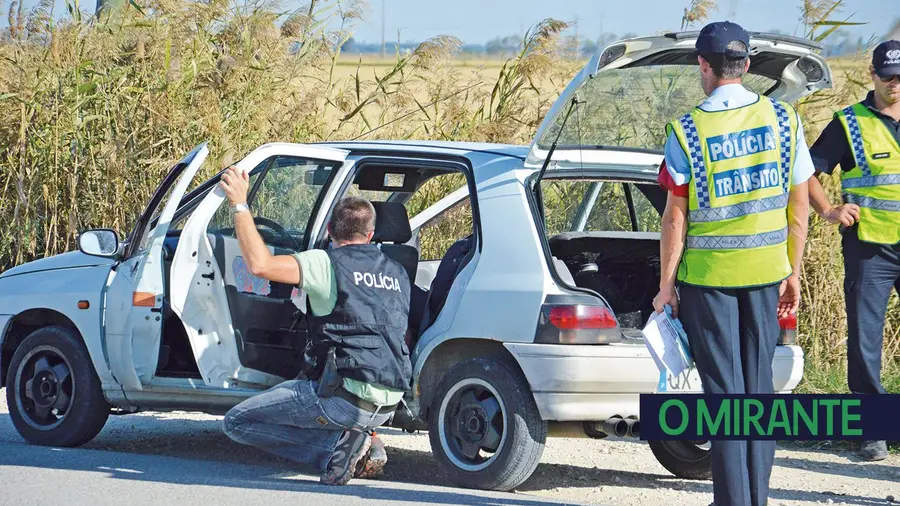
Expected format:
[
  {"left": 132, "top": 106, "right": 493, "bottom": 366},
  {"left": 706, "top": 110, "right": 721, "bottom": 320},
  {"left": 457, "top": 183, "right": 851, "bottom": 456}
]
[
  {"left": 806, "top": 39, "right": 900, "bottom": 462},
  {"left": 653, "top": 21, "right": 813, "bottom": 506}
]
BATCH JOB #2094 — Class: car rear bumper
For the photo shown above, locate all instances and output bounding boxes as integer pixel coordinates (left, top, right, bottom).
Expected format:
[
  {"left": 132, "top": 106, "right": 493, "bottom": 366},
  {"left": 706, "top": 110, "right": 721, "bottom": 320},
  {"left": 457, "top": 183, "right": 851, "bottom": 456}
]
[{"left": 504, "top": 342, "right": 804, "bottom": 422}]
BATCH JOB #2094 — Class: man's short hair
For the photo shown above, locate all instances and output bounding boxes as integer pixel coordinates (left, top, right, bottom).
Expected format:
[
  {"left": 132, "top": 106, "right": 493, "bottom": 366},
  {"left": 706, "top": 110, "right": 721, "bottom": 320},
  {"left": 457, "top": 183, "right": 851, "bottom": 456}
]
[
  {"left": 700, "top": 40, "right": 749, "bottom": 79},
  {"left": 329, "top": 196, "right": 376, "bottom": 242}
]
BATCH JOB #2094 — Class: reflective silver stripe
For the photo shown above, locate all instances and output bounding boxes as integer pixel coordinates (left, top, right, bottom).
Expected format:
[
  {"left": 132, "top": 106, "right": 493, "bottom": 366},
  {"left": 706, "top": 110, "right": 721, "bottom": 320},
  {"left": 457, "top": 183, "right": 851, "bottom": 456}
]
[
  {"left": 842, "top": 174, "right": 900, "bottom": 189},
  {"left": 689, "top": 194, "right": 788, "bottom": 223},
  {"left": 686, "top": 227, "right": 788, "bottom": 250},
  {"left": 844, "top": 193, "right": 900, "bottom": 212}
]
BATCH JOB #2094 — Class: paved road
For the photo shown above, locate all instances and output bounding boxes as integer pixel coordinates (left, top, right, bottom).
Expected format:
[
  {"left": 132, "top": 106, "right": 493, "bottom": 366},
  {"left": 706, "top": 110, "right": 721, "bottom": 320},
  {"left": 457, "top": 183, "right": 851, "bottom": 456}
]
[{"left": 0, "top": 395, "right": 587, "bottom": 506}]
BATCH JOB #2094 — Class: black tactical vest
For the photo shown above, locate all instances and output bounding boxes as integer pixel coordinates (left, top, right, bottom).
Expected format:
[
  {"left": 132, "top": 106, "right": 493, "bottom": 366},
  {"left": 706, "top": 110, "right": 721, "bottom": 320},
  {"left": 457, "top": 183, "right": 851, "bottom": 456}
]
[{"left": 305, "top": 244, "right": 412, "bottom": 392}]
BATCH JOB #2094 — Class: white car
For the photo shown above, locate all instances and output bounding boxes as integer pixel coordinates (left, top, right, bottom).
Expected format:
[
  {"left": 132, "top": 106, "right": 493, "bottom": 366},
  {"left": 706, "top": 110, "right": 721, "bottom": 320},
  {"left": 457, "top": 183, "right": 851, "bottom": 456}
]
[{"left": 0, "top": 31, "right": 830, "bottom": 491}]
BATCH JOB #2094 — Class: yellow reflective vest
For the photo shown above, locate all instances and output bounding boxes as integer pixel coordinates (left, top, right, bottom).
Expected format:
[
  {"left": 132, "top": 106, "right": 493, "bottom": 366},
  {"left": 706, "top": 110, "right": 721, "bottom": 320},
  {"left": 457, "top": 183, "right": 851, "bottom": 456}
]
[
  {"left": 666, "top": 96, "right": 797, "bottom": 288},
  {"left": 835, "top": 103, "right": 900, "bottom": 245}
]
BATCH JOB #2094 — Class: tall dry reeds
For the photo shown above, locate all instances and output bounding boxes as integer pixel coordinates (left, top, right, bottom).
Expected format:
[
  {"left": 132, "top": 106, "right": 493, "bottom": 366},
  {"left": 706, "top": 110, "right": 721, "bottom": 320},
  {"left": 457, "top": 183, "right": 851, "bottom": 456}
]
[
  {"left": 0, "top": 0, "right": 895, "bottom": 390},
  {"left": 0, "top": 0, "right": 577, "bottom": 271}
]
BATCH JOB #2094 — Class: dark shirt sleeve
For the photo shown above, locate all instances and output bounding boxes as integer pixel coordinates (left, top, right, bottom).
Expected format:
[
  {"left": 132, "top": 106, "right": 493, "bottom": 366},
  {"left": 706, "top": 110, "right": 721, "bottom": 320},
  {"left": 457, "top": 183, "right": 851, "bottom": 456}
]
[{"left": 809, "top": 118, "right": 855, "bottom": 175}]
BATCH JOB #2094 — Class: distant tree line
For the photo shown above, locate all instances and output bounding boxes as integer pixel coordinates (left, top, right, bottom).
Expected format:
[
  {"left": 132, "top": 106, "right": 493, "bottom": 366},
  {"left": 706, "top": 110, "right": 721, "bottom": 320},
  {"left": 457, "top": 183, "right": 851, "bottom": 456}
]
[
  {"left": 339, "top": 32, "right": 638, "bottom": 59},
  {"left": 340, "top": 22, "right": 898, "bottom": 60}
]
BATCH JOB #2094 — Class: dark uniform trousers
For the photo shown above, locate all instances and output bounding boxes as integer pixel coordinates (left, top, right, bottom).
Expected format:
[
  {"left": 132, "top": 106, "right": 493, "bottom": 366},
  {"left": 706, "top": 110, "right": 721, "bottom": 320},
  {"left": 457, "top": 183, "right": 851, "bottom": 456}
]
[
  {"left": 678, "top": 281, "right": 781, "bottom": 506},
  {"left": 842, "top": 226, "right": 899, "bottom": 395}
]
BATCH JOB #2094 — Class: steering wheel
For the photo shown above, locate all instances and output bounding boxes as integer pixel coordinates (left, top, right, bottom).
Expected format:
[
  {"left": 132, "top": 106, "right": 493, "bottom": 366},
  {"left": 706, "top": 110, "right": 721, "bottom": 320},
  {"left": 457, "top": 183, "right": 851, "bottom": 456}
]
[
  {"left": 253, "top": 216, "right": 300, "bottom": 249},
  {"left": 253, "top": 216, "right": 301, "bottom": 250}
]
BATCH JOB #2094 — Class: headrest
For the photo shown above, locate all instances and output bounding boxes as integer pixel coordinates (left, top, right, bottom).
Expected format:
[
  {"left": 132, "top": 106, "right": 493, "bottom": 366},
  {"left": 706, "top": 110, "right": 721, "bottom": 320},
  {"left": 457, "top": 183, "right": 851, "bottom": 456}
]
[{"left": 372, "top": 201, "right": 412, "bottom": 243}]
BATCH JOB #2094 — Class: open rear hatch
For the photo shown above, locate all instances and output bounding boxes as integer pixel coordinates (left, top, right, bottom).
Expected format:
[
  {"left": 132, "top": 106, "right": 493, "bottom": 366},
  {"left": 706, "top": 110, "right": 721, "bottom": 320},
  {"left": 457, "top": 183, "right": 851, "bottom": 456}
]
[
  {"left": 528, "top": 31, "right": 832, "bottom": 339},
  {"left": 526, "top": 31, "right": 833, "bottom": 174}
]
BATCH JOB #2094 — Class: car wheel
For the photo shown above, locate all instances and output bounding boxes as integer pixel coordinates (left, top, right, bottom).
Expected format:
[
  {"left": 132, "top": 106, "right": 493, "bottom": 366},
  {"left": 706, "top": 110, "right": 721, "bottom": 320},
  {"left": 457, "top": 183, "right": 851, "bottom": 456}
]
[
  {"left": 648, "top": 439, "right": 712, "bottom": 480},
  {"left": 5, "top": 326, "right": 111, "bottom": 447},
  {"left": 428, "top": 356, "right": 547, "bottom": 492}
]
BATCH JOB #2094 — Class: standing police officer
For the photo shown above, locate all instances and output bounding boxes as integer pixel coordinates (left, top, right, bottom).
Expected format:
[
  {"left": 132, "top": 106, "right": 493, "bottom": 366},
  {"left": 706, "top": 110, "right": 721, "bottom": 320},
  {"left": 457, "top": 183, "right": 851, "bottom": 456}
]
[
  {"left": 806, "top": 39, "right": 900, "bottom": 462},
  {"left": 217, "top": 166, "right": 412, "bottom": 486},
  {"left": 654, "top": 21, "right": 813, "bottom": 506}
]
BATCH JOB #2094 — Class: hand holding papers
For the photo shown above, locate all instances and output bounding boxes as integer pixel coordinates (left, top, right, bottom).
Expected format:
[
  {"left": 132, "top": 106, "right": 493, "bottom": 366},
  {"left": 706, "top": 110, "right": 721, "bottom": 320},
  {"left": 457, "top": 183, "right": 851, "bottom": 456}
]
[{"left": 642, "top": 304, "right": 693, "bottom": 377}]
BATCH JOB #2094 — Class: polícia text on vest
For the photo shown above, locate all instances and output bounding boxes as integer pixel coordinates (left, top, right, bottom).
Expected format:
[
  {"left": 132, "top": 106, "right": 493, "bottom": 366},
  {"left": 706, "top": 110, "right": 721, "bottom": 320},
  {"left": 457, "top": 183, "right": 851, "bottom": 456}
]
[{"left": 353, "top": 271, "right": 403, "bottom": 292}]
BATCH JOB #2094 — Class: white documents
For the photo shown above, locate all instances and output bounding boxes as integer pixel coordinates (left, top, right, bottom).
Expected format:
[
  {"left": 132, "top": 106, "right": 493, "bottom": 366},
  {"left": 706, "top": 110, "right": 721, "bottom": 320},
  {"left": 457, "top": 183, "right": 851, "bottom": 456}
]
[{"left": 642, "top": 305, "right": 693, "bottom": 377}]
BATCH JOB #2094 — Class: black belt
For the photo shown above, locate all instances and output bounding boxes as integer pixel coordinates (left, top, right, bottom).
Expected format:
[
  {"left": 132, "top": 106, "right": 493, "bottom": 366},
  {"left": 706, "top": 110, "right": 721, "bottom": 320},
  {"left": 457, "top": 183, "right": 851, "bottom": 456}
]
[{"left": 334, "top": 386, "right": 398, "bottom": 414}]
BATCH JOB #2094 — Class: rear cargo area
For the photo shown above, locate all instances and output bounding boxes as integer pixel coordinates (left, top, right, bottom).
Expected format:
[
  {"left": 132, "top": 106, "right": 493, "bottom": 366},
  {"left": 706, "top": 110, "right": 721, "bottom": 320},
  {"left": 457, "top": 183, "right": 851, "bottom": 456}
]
[{"left": 549, "top": 231, "right": 661, "bottom": 332}]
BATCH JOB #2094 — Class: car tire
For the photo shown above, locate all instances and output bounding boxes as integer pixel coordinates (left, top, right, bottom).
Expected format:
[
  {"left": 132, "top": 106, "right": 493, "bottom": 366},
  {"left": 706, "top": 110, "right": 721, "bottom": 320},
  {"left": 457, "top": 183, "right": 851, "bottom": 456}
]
[
  {"left": 6, "top": 326, "right": 111, "bottom": 447},
  {"left": 427, "top": 356, "right": 547, "bottom": 492},
  {"left": 648, "top": 439, "right": 712, "bottom": 480}
]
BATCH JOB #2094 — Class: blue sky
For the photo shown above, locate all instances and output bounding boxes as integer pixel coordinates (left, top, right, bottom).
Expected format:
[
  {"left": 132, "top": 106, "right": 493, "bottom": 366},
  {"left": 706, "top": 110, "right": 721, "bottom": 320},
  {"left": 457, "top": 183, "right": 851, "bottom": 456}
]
[
  {"left": 4, "top": 0, "right": 897, "bottom": 45},
  {"left": 344, "top": 0, "right": 896, "bottom": 44}
]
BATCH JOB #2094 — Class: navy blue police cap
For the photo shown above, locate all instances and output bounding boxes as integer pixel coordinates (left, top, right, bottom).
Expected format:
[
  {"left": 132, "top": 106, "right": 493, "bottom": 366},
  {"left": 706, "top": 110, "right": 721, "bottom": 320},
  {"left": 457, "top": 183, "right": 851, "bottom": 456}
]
[
  {"left": 872, "top": 40, "right": 900, "bottom": 77},
  {"left": 694, "top": 21, "right": 751, "bottom": 59}
]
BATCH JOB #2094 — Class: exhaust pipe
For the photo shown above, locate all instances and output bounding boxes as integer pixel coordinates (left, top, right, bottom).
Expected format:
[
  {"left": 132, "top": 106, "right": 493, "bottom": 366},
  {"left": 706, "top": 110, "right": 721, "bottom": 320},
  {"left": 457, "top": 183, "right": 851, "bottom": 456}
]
[
  {"left": 625, "top": 416, "right": 640, "bottom": 438},
  {"left": 601, "top": 416, "right": 628, "bottom": 438}
]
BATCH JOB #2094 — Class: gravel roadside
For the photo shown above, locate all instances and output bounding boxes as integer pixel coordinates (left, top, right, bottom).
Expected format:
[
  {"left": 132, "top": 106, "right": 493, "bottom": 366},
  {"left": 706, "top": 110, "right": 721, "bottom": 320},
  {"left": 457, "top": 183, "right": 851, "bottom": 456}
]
[{"left": 1, "top": 395, "right": 897, "bottom": 506}]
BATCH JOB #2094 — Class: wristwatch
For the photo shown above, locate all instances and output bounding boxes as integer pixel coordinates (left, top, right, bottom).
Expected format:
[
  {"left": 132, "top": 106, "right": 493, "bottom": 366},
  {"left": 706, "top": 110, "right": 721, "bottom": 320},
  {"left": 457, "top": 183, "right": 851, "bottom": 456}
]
[{"left": 231, "top": 203, "right": 250, "bottom": 215}]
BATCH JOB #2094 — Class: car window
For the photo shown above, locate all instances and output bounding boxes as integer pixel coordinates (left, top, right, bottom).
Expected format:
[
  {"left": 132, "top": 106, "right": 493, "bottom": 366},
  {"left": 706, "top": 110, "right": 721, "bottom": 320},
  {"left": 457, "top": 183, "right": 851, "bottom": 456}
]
[
  {"left": 628, "top": 183, "right": 662, "bottom": 233},
  {"left": 582, "top": 182, "right": 634, "bottom": 233},
  {"left": 406, "top": 173, "right": 471, "bottom": 262},
  {"left": 541, "top": 179, "right": 661, "bottom": 235},
  {"left": 207, "top": 156, "right": 340, "bottom": 250},
  {"left": 416, "top": 198, "right": 473, "bottom": 262}
]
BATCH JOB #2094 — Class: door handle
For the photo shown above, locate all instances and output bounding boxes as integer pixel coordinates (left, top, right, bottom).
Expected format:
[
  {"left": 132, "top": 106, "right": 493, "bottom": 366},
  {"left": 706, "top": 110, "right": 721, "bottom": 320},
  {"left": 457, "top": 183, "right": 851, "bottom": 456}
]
[{"left": 201, "top": 271, "right": 215, "bottom": 280}]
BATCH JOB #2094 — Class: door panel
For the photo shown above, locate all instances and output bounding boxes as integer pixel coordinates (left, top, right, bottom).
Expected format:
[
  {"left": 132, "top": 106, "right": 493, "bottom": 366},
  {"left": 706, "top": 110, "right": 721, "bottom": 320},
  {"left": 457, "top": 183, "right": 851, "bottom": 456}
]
[{"left": 208, "top": 233, "right": 307, "bottom": 379}]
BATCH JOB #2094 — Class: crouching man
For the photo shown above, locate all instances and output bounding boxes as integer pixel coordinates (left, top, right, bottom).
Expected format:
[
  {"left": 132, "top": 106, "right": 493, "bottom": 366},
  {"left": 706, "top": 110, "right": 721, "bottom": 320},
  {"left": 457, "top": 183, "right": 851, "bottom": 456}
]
[{"left": 218, "top": 166, "right": 411, "bottom": 486}]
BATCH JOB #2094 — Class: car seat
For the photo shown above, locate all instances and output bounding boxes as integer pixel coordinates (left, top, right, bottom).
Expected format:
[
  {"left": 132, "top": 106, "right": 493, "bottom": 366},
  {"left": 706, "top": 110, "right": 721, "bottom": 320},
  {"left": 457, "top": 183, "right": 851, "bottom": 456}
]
[
  {"left": 371, "top": 202, "right": 418, "bottom": 285},
  {"left": 371, "top": 201, "right": 425, "bottom": 346},
  {"left": 415, "top": 234, "right": 474, "bottom": 341}
]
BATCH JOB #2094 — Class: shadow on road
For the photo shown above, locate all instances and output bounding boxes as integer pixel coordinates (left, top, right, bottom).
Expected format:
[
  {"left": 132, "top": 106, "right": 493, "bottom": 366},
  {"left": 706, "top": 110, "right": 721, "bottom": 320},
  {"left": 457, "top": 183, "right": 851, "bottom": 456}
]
[
  {"left": 775, "top": 455, "right": 899, "bottom": 483},
  {"left": 1, "top": 412, "right": 895, "bottom": 506},
  {"left": 383, "top": 446, "right": 894, "bottom": 506},
  {"left": 2, "top": 441, "right": 573, "bottom": 506}
]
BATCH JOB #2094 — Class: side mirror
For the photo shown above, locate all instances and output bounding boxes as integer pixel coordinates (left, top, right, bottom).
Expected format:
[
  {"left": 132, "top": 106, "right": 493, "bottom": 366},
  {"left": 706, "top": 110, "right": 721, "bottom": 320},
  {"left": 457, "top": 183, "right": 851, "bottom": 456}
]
[{"left": 78, "top": 229, "right": 120, "bottom": 258}]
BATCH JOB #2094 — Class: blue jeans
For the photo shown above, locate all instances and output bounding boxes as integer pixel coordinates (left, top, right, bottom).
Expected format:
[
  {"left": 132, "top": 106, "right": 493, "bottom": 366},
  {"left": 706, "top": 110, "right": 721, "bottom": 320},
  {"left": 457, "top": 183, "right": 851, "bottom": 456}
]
[{"left": 222, "top": 380, "right": 394, "bottom": 472}]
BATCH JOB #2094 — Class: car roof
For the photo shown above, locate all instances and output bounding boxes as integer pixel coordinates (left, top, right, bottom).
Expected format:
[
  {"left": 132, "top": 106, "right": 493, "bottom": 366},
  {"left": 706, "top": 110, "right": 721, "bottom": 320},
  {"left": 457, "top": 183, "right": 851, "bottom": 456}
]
[
  {"left": 315, "top": 140, "right": 530, "bottom": 160},
  {"left": 314, "top": 140, "right": 662, "bottom": 177}
]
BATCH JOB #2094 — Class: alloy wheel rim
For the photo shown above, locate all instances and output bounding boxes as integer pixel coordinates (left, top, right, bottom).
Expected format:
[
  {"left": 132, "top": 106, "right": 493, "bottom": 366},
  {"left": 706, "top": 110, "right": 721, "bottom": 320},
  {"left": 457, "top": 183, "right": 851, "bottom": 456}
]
[
  {"left": 15, "top": 345, "right": 75, "bottom": 431},
  {"left": 438, "top": 378, "right": 508, "bottom": 472}
]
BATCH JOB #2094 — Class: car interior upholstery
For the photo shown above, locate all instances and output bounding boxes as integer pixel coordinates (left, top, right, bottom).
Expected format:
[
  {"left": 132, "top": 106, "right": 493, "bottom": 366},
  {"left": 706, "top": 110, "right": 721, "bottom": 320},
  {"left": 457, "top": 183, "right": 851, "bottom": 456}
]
[
  {"left": 371, "top": 201, "right": 418, "bottom": 285},
  {"left": 370, "top": 201, "right": 430, "bottom": 348}
]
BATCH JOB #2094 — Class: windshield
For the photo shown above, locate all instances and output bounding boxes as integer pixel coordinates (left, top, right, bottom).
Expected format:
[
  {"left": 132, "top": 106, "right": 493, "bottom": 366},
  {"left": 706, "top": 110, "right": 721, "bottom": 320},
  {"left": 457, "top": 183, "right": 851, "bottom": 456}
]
[{"left": 536, "top": 65, "right": 777, "bottom": 152}]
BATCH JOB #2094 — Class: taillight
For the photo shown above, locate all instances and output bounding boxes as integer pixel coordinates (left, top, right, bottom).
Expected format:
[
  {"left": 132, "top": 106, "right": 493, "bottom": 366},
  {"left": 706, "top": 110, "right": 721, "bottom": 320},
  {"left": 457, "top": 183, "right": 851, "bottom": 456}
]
[
  {"left": 778, "top": 313, "right": 796, "bottom": 345},
  {"left": 549, "top": 305, "right": 617, "bottom": 329},
  {"left": 536, "top": 304, "right": 621, "bottom": 344}
]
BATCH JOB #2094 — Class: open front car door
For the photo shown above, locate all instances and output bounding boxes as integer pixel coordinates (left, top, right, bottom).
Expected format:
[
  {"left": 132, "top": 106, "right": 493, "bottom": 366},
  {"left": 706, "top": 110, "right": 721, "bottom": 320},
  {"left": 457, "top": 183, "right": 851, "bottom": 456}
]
[{"left": 169, "top": 143, "right": 351, "bottom": 389}]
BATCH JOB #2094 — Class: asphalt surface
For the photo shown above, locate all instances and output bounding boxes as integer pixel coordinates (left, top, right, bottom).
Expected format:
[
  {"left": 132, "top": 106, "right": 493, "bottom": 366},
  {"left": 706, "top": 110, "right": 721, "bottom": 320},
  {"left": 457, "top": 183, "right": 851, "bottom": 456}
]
[{"left": 0, "top": 394, "right": 587, "bottom": 506}]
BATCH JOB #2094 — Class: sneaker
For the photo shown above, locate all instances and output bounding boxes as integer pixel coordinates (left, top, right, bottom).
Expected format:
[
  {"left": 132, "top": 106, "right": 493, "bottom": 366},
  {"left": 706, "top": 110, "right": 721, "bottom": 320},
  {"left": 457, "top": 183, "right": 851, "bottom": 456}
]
[
  {"left": 321, "top": 429, "right": 371, "bottom": 486},
  {"left": 354, "top": 433, "right": 388, "bottom": 479},
  {"left": 859, "top": 440, "right": 889, "bottom": 461}
]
